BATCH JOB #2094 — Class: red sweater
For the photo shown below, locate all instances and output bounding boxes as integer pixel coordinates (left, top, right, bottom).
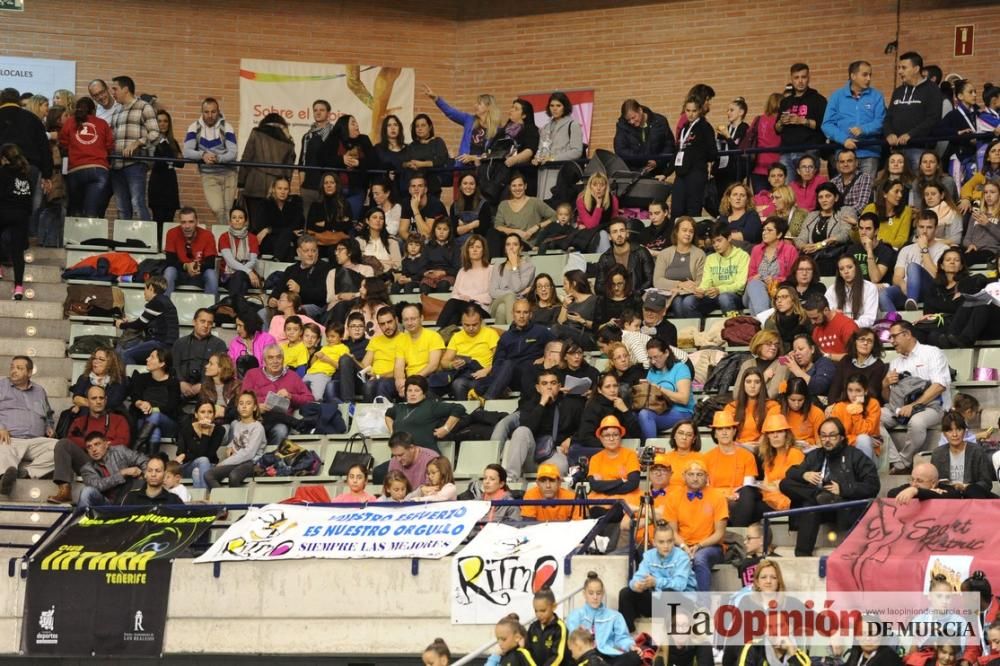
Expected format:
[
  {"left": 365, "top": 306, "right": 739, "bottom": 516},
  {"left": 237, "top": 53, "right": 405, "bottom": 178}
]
[
  {"left": 67, "top": 412, "right": 131, "bottom": 448},
  {"left": 59, "top": 115, "right": 115, "bottom": 170},
  {"left": 165, "top": 226, "right": 218, "bottom": 268}
]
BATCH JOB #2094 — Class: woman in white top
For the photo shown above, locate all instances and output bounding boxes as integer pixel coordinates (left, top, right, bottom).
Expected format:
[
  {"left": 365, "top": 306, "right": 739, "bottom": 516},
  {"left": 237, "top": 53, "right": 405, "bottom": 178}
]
[
  {"left": 921, "top": 181, "right": 962, "bottom": 246},
  {"left": 370, "top": 179, "right": 402, "bottom": 238},
  {"left": 826, "top": 255, "right": 879, "bottom": 328},
  {"left": 358, "top": 207, "right": 402, "bottom": 272}
]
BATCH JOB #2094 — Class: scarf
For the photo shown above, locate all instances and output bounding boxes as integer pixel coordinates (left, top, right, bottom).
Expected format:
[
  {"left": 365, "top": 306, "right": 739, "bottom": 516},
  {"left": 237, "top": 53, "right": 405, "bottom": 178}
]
[
  {"left": 89, "top": 372, "right": 111, "bottom": 388},
  {"left": 504, "top": 122, "right": 524, "bottom": 141},
  {"left": 227, "top": 225, "right": 250, "bottom": 263}
]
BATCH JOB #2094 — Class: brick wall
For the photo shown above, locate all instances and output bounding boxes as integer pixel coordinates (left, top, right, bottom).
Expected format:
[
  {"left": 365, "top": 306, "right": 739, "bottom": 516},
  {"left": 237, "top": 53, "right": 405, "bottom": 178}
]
[{"left": 4, "top": 0, "right": 998, "bottom": 221}]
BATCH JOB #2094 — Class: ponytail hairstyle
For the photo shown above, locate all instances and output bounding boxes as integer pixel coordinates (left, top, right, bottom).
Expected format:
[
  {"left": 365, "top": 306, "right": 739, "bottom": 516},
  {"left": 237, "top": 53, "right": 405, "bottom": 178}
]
[
  {"left": 496, "top": 613, "right": 527, "bottom": 640},
  {"left": 423, "top": 637, "right": 451, "bottom": 660},
  {"left": 533, "top": 587, "right": 556, "bottom": 605},
  {"left": 961, "top": 571, "right": 994, "bottom": 609}
]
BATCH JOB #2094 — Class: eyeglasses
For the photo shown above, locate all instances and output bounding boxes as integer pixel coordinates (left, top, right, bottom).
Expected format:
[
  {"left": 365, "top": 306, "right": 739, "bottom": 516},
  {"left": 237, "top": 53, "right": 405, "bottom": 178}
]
[
  {"left": 856, "top": 337, "right": 874, "bottom": 344},
  {"left": 819, "top": 432, "right": 841, "bottom": 440},
  {"left": 799, "top": 165, "right": 817, "bottom": 171},
  {"left": 675, "top": 431, "right": 695, "bottom": 439}
]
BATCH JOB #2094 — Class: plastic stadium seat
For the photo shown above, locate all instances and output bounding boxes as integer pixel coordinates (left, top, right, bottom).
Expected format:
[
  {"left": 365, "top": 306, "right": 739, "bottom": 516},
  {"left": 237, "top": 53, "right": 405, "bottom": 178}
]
[
  {"left": 64, "top": 217, "right": 110, "bottom": 248},
  {"left": 113, "top": 219, "right": 160, "bottom": 253},
  {"left": 454, "top": 440, "right": 502, "bottom": 479},
  {"left": 208, "top": 486, "right": 250, "bottom": 504},
  {"left": 943, "top": 348, "right": 974, "bottom": 383},
  {"left": 122, "top": 289, "right": 147, "bottom": 319},
  {"left": 532, "top": 254, "right": 568, "bottom": 279},
  {"left": 250, "top": 483, "right": 298, "bottom": 504},
  {"left": 171, "top": 292, "right": 216, "bottom": 322}
]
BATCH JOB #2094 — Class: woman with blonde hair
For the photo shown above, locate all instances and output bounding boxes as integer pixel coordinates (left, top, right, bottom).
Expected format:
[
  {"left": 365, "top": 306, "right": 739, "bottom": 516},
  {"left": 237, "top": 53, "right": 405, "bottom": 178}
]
[
  {"left": 52, "top": 89, "right": 76, "bottom": 113},
  {"left": 770, "top": 184, "right": 808, "bottom": 239},
  {"left": 576, "top": 171, "right": 619, "bottom": 231},
  {"left": 738, "top": 329, "right": 788, "bottom": 399},
  {"left": 423, "top": 86, "right": 500, "bottom": 165},
  {"left": 25, "top": 94, "right": 49, "bottom": 122}
]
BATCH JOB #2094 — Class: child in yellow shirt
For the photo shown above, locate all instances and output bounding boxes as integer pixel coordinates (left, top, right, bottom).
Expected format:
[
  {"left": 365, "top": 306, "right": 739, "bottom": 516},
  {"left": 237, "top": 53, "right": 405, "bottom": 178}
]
[
  {"left": 304, "top": 322, "right": 350, "bottom": 401},
  {"left": 280, "top": 316, "right": 309, "bottom": 376}
]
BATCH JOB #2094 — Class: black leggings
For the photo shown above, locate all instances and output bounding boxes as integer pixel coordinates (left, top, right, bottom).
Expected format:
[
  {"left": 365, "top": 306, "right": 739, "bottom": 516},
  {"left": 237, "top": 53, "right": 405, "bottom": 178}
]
[
  {"left": 671, "top": 169, "right": 708, "bottom": 219},
  {"left": 1, "top": 222, "right": 28, "bottom": 286}
]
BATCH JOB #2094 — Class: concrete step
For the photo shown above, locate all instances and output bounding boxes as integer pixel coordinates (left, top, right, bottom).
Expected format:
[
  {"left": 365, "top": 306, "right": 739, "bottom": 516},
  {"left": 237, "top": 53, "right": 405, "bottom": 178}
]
[
  {"left": 0, "top": 506, "right": 62, "bottom": 527},
  {"left": 0, "top": 281, "right": 67, "bottom": 302},
  {"left": 32, "top": 375, "right": 69, "bottom": 398},
  {"left": 3, "top": 478, "right": 61, "bottom": 504},
  {"left": 20, "top": 264, "right": 63, "bottom": 284},
  {"left": 0, "top": 318, "right": 70, "bottom": 340},
  {"left": 0, "top": 337, "right": 66, "bottom": 359},
  {"left": 0, "top": 356, "right": 72, "bottom": 377},
  {"left": 50, "top": 397, "right": 73, "bottom": 414},
  {"left": 0, "top": 300, "right": 64, "bottom": 319},
  {"left": 23, "top": 246, "right": 67, "bottom": 263}
]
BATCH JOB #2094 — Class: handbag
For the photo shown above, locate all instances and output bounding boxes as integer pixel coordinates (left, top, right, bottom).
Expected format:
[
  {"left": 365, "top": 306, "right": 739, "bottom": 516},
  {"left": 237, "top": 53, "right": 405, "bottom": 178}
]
[
  {"left": 328, "top": 433, "right": 374, "bottom": 476},
  {"left": 533, "top": 435, "right": 555, "bottom": 464},
  {"left": 353, "top": 395, "right": 391, "bottom": 438},
  {"left": 117, "top": 327, "right": 146, "bottom": 351},
  {"left": 631, "top": 382, "right": 671, "bottom": 414}
]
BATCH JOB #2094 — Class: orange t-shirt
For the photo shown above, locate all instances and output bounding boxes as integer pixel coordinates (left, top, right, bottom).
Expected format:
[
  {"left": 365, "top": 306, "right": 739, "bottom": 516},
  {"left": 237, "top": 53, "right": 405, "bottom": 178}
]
[
  {"left": 786, "top": 405, "right": 825, "bottom": 445},
  {"left": 722, "top": 399, "right": 781, "bottom": 444},
  {"left": 704, "top": 446, "right": 759, "bottom": 497},
  {"left": 662, "top": 450, "right": 706, "bottom": 487},
  {"left": 664, "top": 486, "right": 729, "bottom": 546},
  {"left": 587, "top": 448, "right": 642, "bottom": 508},
  {"left": 830, "top": 398, "right": 882, "bottom": 445},
  {"left": 761, "top": 447, "right": 805, "bottom": 510},
  {"left": 521, "top": 486, "right": 579, "bottom": 522}
]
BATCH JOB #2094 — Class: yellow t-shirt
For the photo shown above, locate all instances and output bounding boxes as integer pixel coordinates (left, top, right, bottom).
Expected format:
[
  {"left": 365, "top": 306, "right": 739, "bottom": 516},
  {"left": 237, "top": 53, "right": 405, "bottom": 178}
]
[
  {"left": 281, "top": 341, "right": 309, "bottom": 369},
  {"left": 396, "top": 329, "right": 445, "bottom": 376},
  {"left": 447, "top": 327, "right": 499, "bottom": 369},
  {"left": 306, "top": 343, "right": 350, "bottom": 376},
  {"left": 366, "top": 333, "right": 402, "bottom": 378}
]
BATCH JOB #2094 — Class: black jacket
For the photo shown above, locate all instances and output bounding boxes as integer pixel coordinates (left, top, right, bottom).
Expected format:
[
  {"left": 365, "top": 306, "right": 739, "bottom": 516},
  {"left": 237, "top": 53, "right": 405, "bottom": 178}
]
[
  {"left": 777, "top": 88, "right": 828, "bottom": 148},
  {"left": 785, "top": 440, "right": 880, "bottom": 501},
  {"left": 886, "top": 482, "right": 962, "bottom": 500},
  {"left": 299, "top": 125, "right": 334, "bottom": 191},
  {"left": 675, "top": 118, "right": 718, "bottom": 177},
  {"left": 174, "top": 421, "right": 223, "bottom": 464},
  {"left": 271, "top": 260, "right": 332, "bottom": 309},
  {"left": 576, "top": 394, "right": 641, "bottom": 449},
  {"left": 885, "top": 79, "right": 944, "bottom": 140},
  {"left": 519, "top": 394, "right": 585, "bottom": 446},
  {"left": 122, "top": 487, "right": 184, "bottom": 506},
  {"left": 128, "top": 370, "right": 182, "bottom": 421},
  {"left": 0, "top": 103, "right": 52, "bottom": 177},
  {"left": 841, "top": 646, "right": 904, "bottom": 666},
  {"left": 171, "top": 333, "right": 228, "bottom": 385},
  {"left": 119, "top": 293, "right": 179, "bottom": 345},
  {"left": 594, "top": 244, "right": 655, "bottom": 294},
  {"left": 930, "top": 442, "right": 995, "bottom": 494},
  {"left": 322, "top": 133, "right": 376, "bottom": 194},
  {"left": 526, "top": 616, "right": 573, "bottom": 666},
  {"left": 0, "top": 165, "right": 33, "bottom": 225},
  {"left": 613, "top": 105, "right": 675, "bottom": 173}
]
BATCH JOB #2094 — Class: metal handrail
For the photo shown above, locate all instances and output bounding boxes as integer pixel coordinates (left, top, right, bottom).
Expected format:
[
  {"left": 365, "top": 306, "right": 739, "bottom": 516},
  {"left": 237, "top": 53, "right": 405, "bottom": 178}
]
[
  {"left": 107, "top": 129, "right": 998, "bottom": 178},
  {"left": 761, "top": 498, "right": 875, "bottom": 552},
  {"left": 451, "top": 582, "right": 586, "bottom": 666}
]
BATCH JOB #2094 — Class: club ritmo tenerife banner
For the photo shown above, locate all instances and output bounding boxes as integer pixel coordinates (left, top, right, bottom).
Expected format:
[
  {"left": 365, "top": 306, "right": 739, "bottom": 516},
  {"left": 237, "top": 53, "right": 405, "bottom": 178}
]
[
  {"left": 22, "top": 507, "right": 217, "bottom": 657},
  {"left": 238, "top": 58, "right": 415, "bottom": 159}
]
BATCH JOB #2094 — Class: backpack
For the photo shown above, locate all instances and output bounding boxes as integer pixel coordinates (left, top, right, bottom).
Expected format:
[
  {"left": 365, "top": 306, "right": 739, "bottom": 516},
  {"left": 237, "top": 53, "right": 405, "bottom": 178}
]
[
  {"left": 702, "top": 351, "right": 751, "bottom": 395},
  {"left": 68, "top": 334, "right": 118, "bottom": 356},
  {"left": 63, "top": 283, "right": 125, "bottom": 318},
  {"left": 693, "top": 393, "right": 732, "bottom": 427},
  {"left": 722, "top": 316, "right": 761, "bottom": 346},
  {"left": 253, "top": 440, "right": 322, "bottom": 477}
]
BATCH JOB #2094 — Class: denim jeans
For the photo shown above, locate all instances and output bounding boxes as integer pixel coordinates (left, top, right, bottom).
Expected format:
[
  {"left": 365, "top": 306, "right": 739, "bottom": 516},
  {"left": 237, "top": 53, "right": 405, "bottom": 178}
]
[
  {"left": 182, "top": 457, "right": 212, "bottom": 488},
  {"left": 878, "top": 263, "right": 931, "bottom": 312},
  {"left": 142, "top": 411, "right": 178, "bottom": 447},
  {"left": 111, "top": 163, "right": 150, "bottom": 220},
  {"left": 857, "top": 157, "right": 880, "bottom": 177},
  {"left": 900, "top": 147, "right": 924, "bottom": 174},
  {"left": 79, "top": 486, "right": 109, "bottom": 509},
  {"left": 38, "top": 202, "right": 65, "bottom": 247},
  {"left": 117, "top": 339, "right": 163, "bottom": 366},
  {"left": 164, "top": 265, "right": 219, "bottom": 296},
  {"left": 67, "top": 167, "right": 111, "bottom": 217},
  {"left": 638, "top": 407, "right": 694, "bottom": 441},
  {"left": 692, "top": 544, "right": 724, "bottom": 591},
  {"left": 743, "top": 279, "right": 773, "bottom": 316},
  {"left": 680, "top": 291, "right": 743, "bottom": 316}
]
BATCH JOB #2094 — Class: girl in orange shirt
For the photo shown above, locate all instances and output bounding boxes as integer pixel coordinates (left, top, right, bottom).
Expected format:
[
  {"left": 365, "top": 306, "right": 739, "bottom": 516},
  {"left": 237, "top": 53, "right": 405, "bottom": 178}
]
[
  {"left": 704, "top": 410, "right": 762, "bottom": 527},
  {"left": 661, "top": 420, "right": 705, "bottom": 488},
  {"left": 828, "top": 373, "right": 881, "bottom": 462},
  {"left": 723, "top": 368, "right": 780, "bottom": 448},
  {"left": 758, "top": 413, "right": 805, "bottom": 511},
  {"left": 780, "top": 377, "right": 824, "bottom": 450}
]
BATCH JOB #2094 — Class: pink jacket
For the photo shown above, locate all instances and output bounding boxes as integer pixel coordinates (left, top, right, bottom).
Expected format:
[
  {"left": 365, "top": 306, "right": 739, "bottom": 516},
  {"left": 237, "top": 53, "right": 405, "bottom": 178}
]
[
  {"left": 575, "top": 194, "right": 619, "bottom": 230},
  {"left": 241, "top": 367, "right": 312, "bottom": 413},
  {"left": 751, "top": 114, "right": 781, "bottom": 176},
  {"left": 228, "top": 331, "right": 277, "bottom": 366},
  {"left": 790, "top": 175, "right": 828, "bottom": 212},
  {"left": 748, "top": 240, "right": 799, "bottom": 283}
]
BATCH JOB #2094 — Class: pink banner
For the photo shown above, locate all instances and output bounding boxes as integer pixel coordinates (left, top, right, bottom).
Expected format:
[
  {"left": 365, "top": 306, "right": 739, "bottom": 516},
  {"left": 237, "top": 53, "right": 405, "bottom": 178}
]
[{"left": 826, "top": 499, "right": 1000, "bottom": 592}]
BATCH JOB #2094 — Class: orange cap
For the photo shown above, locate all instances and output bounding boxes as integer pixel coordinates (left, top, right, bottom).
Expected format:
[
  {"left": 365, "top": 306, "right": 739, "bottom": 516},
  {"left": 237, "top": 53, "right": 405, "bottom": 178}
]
[
  {"left": 595, "top": 414, "right": 627, "bottom": 439},
  {"left": 761, "top": 413, "right": 792, "bottom": 434},
  {"left": 536, "top": 463, "right": 561, "bottom": 480},
  {"left": 652, "top": 453, "right": 672, "bottom": 469},
  {"left": 683, "top": 459, "right": 708, "bottom": 474},
  {"left": 711, "top": 411, "right": 739, "bottom": 429}
]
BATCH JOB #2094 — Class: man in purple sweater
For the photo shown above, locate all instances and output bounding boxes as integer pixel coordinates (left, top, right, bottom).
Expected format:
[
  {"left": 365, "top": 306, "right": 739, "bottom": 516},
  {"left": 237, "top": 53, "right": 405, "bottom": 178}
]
[{"left": 241, "top": 344, "right": 312, "bottom": 445}]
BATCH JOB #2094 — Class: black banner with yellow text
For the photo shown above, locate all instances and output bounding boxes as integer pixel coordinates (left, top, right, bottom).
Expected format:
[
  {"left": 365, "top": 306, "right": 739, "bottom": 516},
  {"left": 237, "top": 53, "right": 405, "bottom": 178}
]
[{"left": 21, "top": 506, "right": 217, "bottom": 657}]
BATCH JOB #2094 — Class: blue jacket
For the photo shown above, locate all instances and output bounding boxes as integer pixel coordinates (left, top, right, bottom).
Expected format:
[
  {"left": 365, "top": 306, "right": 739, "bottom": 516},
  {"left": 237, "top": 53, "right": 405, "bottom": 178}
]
[
  {"left": 565, "top": 604, "right": 633, "bottom": 656},
  {"left": 435, "top": 96, "right": 487, "bottom": 163},
  {"left": 821, "top": 82, "right": 886, "bottom": 159},
  {"left": 629, "top": 546, "right": 697, "bottom": 592},
  {"left": 493, "top": 323, "right": 554, "bottom": 365}
]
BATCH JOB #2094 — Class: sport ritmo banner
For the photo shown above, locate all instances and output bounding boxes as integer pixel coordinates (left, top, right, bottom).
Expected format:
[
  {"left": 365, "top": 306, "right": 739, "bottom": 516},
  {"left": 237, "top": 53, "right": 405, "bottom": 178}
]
[{"left": 22, "top": 507, "right": 217, "bottom": 657}]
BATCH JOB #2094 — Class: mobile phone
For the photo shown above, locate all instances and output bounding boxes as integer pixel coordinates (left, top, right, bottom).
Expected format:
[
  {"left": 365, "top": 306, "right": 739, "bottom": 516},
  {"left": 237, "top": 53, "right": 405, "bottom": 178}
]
[{"left": 778, "top": 356, "right": 789, "bottom": 366}]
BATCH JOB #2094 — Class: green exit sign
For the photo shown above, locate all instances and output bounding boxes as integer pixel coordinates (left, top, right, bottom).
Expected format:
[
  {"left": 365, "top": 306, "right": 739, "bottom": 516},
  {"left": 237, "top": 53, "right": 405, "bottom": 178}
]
[{"left": 0, "top": 0, "right": 24, "bottom": 10}]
